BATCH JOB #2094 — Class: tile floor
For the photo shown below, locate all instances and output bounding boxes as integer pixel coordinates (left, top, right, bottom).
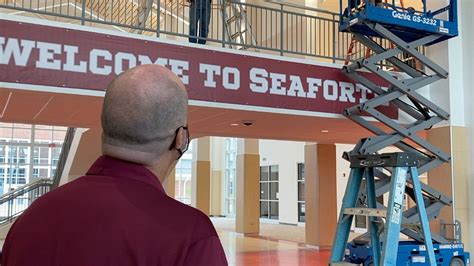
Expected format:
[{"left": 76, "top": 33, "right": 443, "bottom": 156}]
[{"left": 212, "top": 218, "right": 331, "bottom": 266}]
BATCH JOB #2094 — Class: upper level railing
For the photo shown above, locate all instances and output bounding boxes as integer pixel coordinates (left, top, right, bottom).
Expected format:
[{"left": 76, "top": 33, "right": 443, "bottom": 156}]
[{"left": 0, "top": 0, "right": 372, "bottom": 63}]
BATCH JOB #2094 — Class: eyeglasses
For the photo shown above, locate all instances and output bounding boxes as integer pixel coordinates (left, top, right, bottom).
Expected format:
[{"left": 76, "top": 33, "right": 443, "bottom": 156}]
[{"left": 169, "top": 126, "right": 190, "bottom": 155}]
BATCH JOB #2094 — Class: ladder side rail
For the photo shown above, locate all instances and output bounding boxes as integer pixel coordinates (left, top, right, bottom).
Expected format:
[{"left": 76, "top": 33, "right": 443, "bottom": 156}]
[
  {"left": 219, "top": 0, "right": 234, "bottom": 48},
  {"left": 366, "top": 167, "right": 381, "bottom": 265},
  {"left": 410, "top": 166, "right": 436, "bottom": 265},
  {"left": 330, "top": 168, "right": 366, "bottom": 263},
  {"left": 232, "top": 4, "right": 247, "bottom": 46},
  {"left": 239, "top": 5, "right": 258, "bottom": 47},
  {"left": 380, "top": 167, "right": 408, "bottom": 265},
  {"left": 219, "top": 1, "right": 258, "bottom": 50}
]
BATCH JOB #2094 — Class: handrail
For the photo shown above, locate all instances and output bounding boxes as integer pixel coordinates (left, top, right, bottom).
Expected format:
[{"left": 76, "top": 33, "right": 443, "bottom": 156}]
[
  {"left": 264, "top": 0, "right": 339, "bottom": 16},
  {"left": 52, "top": 128, "right": 76, "bottom": 189},
  {"left": 0, "top": 179, "right": 52, "bottom": 205},
  {"left": 0, "top": 179, "right": 52, "bottom": 225}
]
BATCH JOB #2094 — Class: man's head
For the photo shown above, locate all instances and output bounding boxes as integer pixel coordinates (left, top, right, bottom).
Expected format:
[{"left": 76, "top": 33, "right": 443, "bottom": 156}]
[{"left": 101, "top": 65, "right": 189, "bottom": 179}]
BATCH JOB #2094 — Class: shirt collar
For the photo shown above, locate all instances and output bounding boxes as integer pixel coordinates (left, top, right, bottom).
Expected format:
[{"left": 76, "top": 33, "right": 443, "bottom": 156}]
[{"left": 86, "top": 155, "right": 166, "bottom": 194}]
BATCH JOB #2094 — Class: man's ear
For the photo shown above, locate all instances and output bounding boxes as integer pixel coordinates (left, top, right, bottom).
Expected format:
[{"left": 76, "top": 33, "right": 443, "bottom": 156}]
[{"left": 174, "top": 127, "right": 186, "bottom": 151}]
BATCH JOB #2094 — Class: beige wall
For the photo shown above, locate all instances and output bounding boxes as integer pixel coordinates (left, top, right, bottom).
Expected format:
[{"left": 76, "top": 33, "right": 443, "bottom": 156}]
[
  {"left": 236, "top": 153, "right": 260, "bottom": 234},
  {"left": 192, "top": 160, "right": 211, "bottom": 215},
  {"left": 305, "top": 143, "right": 337, "bottom": 249},
  {"left": 210, "top": 137, "right": 225, "bottom": 216},
  {"left": 451, "top": 127, "right": 470, "bottom": 247},
  {"left": 236, "top": 139, "right": 260, "bottom": 234},
  {"left": 67, "top": 128, "right": 102, "bottom": 182},
  {"left": 210, "top": 169, "right": 222, "bottom": 216},
  {"left": 192, "top": 137, "right": 211, "bottom": 215},
  {"left": 427, "top": 126, "right": 471, "bottom": 250}
]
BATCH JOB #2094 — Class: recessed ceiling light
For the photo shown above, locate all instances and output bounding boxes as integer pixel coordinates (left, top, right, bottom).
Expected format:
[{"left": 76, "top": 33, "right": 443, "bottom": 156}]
[
  {"left": 321, "top": 130, "right": 329, "bottom": 133},
  {"left": 230, "top": 123, "right": 239, "bottom": 126}
]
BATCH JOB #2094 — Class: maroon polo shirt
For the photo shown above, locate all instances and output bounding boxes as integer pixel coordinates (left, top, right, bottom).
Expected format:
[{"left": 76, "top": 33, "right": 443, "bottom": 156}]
[{"left": 2, "top": 156, "right": 228, "bottom": 266}]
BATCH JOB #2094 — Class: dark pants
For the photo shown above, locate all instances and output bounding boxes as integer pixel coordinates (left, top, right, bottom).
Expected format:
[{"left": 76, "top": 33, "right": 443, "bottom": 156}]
[{"left": 189, "top": 0, "right": 211, "bottom": 44}]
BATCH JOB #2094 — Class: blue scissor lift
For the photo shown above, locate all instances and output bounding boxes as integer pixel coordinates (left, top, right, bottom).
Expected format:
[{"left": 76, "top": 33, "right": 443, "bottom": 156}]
[{"left": 330, "top": 0, "right": 470, "bottom": 265}]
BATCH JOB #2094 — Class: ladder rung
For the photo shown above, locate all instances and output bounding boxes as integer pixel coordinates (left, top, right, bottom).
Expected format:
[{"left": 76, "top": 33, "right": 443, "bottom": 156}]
[
  {"left": 344, "top": 207, "right": 387, "bottom": 217},
  {"left": 226, "top": 16, "right": 240, "bottom": 24},
  {"left": 230, "top": 30, "right": 247, "bottom": 40}
]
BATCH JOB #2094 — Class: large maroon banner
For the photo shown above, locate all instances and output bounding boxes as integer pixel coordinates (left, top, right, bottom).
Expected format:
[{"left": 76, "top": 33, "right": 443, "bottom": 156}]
[{"left": 0, "top": 15, "right": 396, "bottom": 118}]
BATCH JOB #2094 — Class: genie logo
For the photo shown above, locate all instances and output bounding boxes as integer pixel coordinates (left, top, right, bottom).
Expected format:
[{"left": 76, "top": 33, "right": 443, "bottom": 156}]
[
  {"left": 391, "top": 10, "right": 438, "bottom": 26},
  {"left": 392, "top": 10, "right": 411, "bottom": 21}
]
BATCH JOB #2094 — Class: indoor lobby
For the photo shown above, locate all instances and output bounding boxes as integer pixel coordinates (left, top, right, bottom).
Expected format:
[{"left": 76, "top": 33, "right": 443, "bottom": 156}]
[{"left": 0, "top": 0, "right": 473, "bottom": 265}]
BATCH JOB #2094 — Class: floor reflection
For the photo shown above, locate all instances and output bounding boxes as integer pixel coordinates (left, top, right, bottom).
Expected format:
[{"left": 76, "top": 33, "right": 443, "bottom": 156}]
[{"left": 213, "top": 218, "right": 330, "bottom": 266}]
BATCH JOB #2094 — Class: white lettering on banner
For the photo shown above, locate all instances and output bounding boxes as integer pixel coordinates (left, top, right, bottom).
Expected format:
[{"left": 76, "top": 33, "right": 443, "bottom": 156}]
[
  {"left": 200, "top": 63, "right": 221, "bottom": 88},
  {"left": 139, "top": 57, "right": 189, "bottom": 84},
  {"left": 63, "top": 45, "right": 87, "bottom": 73},
  {"left": 287, "top": 75, "right": 306, "bottom": 98},
  {"left": 0, "top": 37, "right": 35, "bottom": 66},
  {"left": 114, "top": 52, "right": 137, "bottom": 75},
  {"left": 323, "top": 80, "right": 339, "bottom": 101},
  {"left": 0, "top": 35, "right": 388, "bottom": 109},
  {"left": 356, "top": 84, "right": 369, "bottom": 103},
  {"left": 269, "top": 73, "right": 286, "bottom": 96},
  {"left": 222, "top": 67, "right": 240, "bottom": 90},
  {"left": 169, "top": 59, "right": 189, "bottom": 85},
  {"left": 249, "top": 67, "right": 268, "bottom": 93},
  {"left": 89, "top": 49, "right": 112, "bottom": 75},
  {"left": 36, "top": 41, "right": 62, "bottom": 70},
  {"left": 138, "top": 55, "right": 167, "bottom": 66},
  {"left": 307, "top": 78, "right": 321, "bottom": 99},
  {"left": 339, "top": 82, "right": 356, "bottom": 103}
]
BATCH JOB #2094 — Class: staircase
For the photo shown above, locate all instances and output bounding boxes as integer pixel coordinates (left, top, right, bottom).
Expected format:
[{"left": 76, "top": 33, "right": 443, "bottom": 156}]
[
  {"left": 0, "top": 179, "right": 53, "bottom": 226},
  {"left": 0, "top": 128, "right": 76, "bottom": 226}
]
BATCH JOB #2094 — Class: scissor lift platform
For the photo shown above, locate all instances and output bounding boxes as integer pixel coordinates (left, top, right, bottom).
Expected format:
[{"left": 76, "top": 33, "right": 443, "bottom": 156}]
[{"left": 340, "top": 2, "right": 458, "bottom": 45}]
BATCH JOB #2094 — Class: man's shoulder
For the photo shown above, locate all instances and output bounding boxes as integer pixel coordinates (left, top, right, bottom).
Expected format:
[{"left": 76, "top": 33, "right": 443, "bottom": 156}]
[
  {"left": 164, "top": 197, "right": 218, "bottom": 240},
  {"left": 19, "top": 176, "right": 92, "bottom": 212},
  {"left": 164, "top": 196, "right": 212, "bottom": 223}
]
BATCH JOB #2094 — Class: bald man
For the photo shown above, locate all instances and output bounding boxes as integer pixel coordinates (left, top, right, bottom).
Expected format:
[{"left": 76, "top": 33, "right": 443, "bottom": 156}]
[{"left": 2, "top": 65, "right": 228, "bottom": 266}]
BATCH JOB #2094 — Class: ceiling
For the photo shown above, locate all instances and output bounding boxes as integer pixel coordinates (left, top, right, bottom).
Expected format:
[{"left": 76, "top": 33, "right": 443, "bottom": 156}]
[{"left": 0, "top": 86, "right": 385, "bottom": 144}]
